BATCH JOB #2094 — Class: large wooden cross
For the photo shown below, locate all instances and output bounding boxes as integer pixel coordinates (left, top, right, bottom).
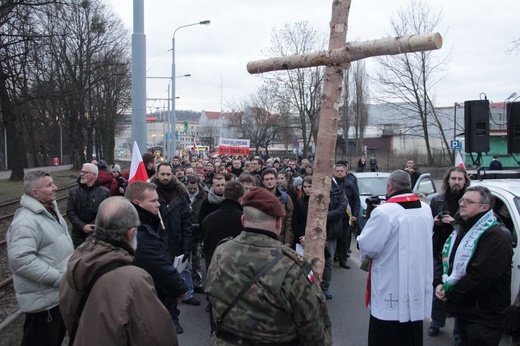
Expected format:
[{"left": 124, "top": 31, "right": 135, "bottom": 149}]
[{"left": 247, "top": 0, "right": 442, "bottom": 279}]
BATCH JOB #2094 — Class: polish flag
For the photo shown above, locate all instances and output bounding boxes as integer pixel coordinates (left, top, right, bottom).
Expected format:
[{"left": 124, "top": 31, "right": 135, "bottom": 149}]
[
  {"left": 193, "top": 138, "right": 197, "bottom": 151},
  {"left": 455, "top": 151, "right": 466, "bottom": 169},
  {"left": 128, "top": 142, "right": 148, "bottom": 185}
]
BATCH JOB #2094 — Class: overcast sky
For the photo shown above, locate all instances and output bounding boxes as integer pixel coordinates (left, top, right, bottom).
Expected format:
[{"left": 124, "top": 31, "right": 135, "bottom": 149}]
[{"left": 105, "top": 0, "right": 520, "bottom": 113}]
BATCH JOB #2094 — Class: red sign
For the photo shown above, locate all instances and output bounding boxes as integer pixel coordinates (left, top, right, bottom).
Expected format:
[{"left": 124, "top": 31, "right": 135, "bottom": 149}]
[{"left": 218, "top": 145, "right": 250, "bottom": 156}]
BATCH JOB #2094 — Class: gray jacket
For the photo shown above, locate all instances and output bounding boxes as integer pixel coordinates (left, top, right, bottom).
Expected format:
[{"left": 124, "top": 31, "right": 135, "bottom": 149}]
[{"left": 7, "top": 194, "right": 73, "bottom": 313}]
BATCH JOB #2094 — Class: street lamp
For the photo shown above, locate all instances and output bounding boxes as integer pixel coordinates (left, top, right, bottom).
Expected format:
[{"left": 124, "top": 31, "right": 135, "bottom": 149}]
[{"left": 170, "top": 20, "right": 210, "bottom": 160}]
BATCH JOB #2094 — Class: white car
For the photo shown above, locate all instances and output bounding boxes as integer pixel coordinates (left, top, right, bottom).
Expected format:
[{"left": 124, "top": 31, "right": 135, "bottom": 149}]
[
  {"left": 467, "top": 178, "right": 520, "bottom": 301},
  {"left": 354, "top": 172, "right": 438, "bottom": 231}
]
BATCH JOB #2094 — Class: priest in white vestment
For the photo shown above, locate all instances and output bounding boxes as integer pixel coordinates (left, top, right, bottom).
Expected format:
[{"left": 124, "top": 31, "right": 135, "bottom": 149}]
[{"left": 357, "top": 170, "right": 433, "bottom": 346}]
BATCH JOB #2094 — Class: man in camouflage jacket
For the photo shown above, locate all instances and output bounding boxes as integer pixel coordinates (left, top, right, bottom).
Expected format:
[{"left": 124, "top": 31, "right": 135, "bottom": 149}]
[{"left": 205, "top": 187, "right": 332, "bottom": 345}]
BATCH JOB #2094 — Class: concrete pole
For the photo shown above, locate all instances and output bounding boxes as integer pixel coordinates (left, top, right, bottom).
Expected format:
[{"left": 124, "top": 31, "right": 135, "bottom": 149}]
[
  {"left": 131, "top": 0, "right": 147, "bottom": 154},
  {"left": 170, "top": 36, "right": 176, "bottom": 160}
]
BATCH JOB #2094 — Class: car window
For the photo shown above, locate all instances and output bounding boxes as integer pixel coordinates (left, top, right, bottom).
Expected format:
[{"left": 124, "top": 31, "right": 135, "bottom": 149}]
[
  {"left": 416, "top": 177, "right": 435, "bottom": 195},
  {"left": 357, "top": 177, "right": 388, "bottom": 196}
]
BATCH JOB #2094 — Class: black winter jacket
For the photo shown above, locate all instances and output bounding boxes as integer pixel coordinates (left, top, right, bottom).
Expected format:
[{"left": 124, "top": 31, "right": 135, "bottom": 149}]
[
  {"left": 291, "top": 183, "right": 347, "bottom": 241},
  {"left": 434, "top": 211, "right": 513, "bottom": 328},
  {"left": 66, "top": 181, "right": 110, "bottom": 247},
  {"left": 201, "top": 199, "right": 243, "bottom": 262},
  {"left": 133, "top": 204, "right": 188, "bottom": 302},
  {"left": 333, "top": 176, "right": 360, "bottom": 218},
  {"left": 156, "top": 181, "right": 193, "bottom": 258}
]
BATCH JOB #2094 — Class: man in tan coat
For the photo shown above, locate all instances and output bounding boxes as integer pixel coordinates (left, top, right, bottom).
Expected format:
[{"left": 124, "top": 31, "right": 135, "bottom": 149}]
[{"left": 59, "top": 197, "right": 178, "bottom": 345}]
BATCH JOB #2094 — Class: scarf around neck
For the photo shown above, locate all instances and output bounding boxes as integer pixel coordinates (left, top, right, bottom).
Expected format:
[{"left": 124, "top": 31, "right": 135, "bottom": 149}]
[
  {"left": 441, "top": 209, "right": 498, "bottom": 292},
  {"left": 208, "top": 187, "right": 225, "bottom": 205}
]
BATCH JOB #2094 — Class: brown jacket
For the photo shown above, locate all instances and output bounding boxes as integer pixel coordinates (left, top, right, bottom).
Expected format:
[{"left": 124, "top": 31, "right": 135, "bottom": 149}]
[{"left": 59, "top": 237, "right": 177, "bottom": 346}]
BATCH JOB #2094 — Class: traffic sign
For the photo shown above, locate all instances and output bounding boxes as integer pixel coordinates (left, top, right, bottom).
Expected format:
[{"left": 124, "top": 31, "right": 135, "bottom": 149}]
[{"left": 450, "top": 140, "right": 460, "bottom": 150}]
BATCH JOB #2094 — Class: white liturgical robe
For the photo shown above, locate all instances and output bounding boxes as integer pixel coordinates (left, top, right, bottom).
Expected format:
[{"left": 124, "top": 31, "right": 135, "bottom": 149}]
[{"left": 357, "top": 193, "right": 433, "bottom": 323}]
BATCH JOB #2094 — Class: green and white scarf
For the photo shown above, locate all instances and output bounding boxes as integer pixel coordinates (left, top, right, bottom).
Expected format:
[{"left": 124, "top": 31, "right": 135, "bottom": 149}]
[{"left": 441, "top": 209, "right": 498, "bottom": 292}]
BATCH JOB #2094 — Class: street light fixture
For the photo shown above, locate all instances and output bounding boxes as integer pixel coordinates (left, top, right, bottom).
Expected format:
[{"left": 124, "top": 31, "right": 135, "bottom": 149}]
[{"left": 170, "top": 20, "right": 210, "bottom": 160}]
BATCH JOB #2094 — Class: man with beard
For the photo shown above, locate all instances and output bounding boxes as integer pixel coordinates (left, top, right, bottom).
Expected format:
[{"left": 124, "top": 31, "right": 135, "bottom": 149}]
[
  {"left": 125, "top": 182, "right": 188, "bottom": 313},
  {"left": 428, "top": 167, "right": 470, "bottom": 339},
  {"left": 198, "top": 173, "right": 226, "bottom": 226},
  {"left": 59, "top": 197, "right": 177, "bottom": 345},
  {"left": 230, "top": 158, "right": 243, "bottom": 177},
  {"left": 155, "top": 163, "right": 199, "bottom": 334},
  {"left": 142, "top": 153, "right": 156, "bottom": 179},
  {"left": 67, "top": 163, "right": 110, "bottom": 248}
]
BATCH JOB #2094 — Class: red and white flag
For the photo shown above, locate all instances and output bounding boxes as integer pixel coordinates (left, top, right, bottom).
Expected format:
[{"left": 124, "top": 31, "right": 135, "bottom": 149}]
[
  {"left": 128, "top": 141, "right": 149, "bottom": 185},
  {"left": 193, "top": 137, "right": 197, "bottom": 151},
  {"left": 455, "top": 151, "right": 466, "bottom": 170}
]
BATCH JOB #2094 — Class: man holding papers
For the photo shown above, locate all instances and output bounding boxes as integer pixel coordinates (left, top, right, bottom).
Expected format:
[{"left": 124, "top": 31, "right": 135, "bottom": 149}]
[{"left": 125, "top": 182, "right": 188, "bottom": 330}]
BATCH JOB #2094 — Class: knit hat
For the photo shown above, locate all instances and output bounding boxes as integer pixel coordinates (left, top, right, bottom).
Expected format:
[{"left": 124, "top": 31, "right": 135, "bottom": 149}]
[
  {"left": 111, "top": 164, "right": 121, "bottom": 173},
  {"left": 197, "top": 170, "right": 207, "bottom": 177},
  {"left": 97, "top": 160, "right": 108, "bottom": 170},
  {"left": 242, "top": 187, "right": 286, "bottom": 218}
]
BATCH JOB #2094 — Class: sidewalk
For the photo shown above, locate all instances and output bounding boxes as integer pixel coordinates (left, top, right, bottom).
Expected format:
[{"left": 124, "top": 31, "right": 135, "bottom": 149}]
[{"left": 0, "top": 165, "right": 74, "bottom": 180}]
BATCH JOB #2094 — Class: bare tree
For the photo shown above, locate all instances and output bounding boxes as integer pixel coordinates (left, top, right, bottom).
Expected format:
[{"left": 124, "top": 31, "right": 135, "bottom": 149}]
[
  {"left": 264, "top": 21, "right": 325, "bottom": 157},
  {"left": 351, "top": 60, "right": 370, "bottom": 155},
  {"left": 228, "top": 83, "right": 281, "bottom": 156},
  {"left": 374, "top": 0, "right": 449, "bottom": 165},
  {"left": 39, "top": 0, "right": 131, "bottom": 167},
  {"left": 509, "top": 38, "right": 520, "bottom": 54},
  {"left": 198, "top": 122, "right": 220, "bottom": 149}
]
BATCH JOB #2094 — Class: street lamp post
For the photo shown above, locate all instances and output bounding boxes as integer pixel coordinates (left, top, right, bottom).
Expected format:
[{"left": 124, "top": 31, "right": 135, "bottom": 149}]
[
  {"left": 170, "top": 20, "right": 210, "bottom": 160},
  {"left": 453, "top": 102, "right": 462, "bottom": 165}
]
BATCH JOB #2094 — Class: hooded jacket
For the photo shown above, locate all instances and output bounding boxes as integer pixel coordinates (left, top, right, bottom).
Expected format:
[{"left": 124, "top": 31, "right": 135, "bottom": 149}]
[
  {"left": 59, "top": 237, "right": 177, "bottom": 346},
  {"left": 7, "top": 194, "right": 73, "bottom": 313}
]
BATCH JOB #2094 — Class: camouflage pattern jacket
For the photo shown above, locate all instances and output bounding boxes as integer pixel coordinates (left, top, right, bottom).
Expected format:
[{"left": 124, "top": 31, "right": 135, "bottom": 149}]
[{"left": 206, "top": 228, "right": 332, "bottom": 345}]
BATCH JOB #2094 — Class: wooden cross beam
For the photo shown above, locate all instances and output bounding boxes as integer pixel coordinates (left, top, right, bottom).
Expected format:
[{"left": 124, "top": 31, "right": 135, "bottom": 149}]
[
  {"left": 246, "top": 0, "right": 443, "bottom": 280},
  {"left": 247, "top": 33, "right": 442, "bottom": 74}
]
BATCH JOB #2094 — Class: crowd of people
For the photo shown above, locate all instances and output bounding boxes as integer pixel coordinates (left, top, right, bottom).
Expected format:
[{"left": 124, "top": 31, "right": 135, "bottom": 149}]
[{"left": 5, "top": 152, "right": 520, "bottom": 346}]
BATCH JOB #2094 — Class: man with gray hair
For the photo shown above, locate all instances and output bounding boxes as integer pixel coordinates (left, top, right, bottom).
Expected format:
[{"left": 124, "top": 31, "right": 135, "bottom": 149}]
[
  {"left": 357, "top": 170, "right": 433, "bottom": 345},
  {"left": 434, "top": 186, "right": 512, "bottom": 345},
  {"left": 67, "top": 162, "right": 110, "bottom": 248},
  {"left": 60, "top": 197, "right": 178, "bottom": 345},
  {"left": 7, "top": 170, "right": 73, "bottom": 346}
]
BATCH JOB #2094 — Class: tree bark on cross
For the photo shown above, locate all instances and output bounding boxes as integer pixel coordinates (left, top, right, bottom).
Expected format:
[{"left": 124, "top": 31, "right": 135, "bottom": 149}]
[{"left": 247, "top": 0, "right": 442, "bottom": 281}]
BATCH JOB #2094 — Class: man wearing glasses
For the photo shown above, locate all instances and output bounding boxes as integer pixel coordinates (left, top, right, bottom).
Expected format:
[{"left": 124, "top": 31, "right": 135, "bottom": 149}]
[
  {"left": 434, "top": 186, "right": 513, "bottom": 345},
  {"left": 67, "top": 163, "right": 110, "bottom": 248}
]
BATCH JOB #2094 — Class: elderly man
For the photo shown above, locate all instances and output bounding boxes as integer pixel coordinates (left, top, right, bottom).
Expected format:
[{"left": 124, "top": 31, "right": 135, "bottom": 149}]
[
  {"left": 205, "top": 187, "right": 332, "bottom": 345},
  {"left": 357, "top": 170, "right": 433, "bottom": 346},
  {"left": 435, "top": 186, "right": 512, "bottom": 345},
  {"left": 59, "top": 197, "right": 177, "bottom": 346},
  {"left": 67, "top": 163, "right": 110, "bottom": 248},
  {"left": 7, "top": 170, "right": 73, "bottom": 346}
]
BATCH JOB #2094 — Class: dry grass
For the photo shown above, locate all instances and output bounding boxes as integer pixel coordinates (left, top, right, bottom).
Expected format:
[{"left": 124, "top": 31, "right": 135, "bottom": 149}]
[{"left": 0, "top": 168, "right": 79, "bottom": 202}]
